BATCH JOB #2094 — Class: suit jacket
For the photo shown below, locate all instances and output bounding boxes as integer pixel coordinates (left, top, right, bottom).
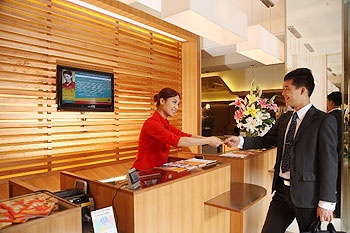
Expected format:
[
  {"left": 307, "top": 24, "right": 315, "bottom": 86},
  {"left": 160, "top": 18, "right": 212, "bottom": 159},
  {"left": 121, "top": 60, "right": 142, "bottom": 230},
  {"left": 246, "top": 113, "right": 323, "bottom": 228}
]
[
  {"left": 243, "top": 106, "right": 338, "bottom": 208},
  {"left": 328, "top": 109, "right": 343, "bottom": 161}
]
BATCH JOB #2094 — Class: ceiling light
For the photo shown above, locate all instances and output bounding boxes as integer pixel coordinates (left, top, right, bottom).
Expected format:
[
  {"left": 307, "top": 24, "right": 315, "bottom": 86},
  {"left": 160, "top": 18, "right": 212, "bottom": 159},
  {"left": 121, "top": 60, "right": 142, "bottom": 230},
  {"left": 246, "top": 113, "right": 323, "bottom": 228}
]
[
  {"left": 287, "top": 26, "right": 302, "bottom": 39},
  {"left": 118, "top": 0, "right": 137, "bottom": 4},
  {"left": 236, "top": 25, "right": 284, "bottom": 65},
  {"left": 260, "top": 0, "right": 276, "bottom": 8},
  {"left": 202, "top": 39, "right": 236, "bottom": 56},
  {"left": 161, "top": 0, "right": 248, "bottom": 45},
  {"left": 304, "top": 43, "right": 315, "bottom": 52},
  {"left": 66, "top": 0, "right": 186, "bottom": 42},
  {"left": 138, "top": 0, "right": 161, "bottom": 11}
]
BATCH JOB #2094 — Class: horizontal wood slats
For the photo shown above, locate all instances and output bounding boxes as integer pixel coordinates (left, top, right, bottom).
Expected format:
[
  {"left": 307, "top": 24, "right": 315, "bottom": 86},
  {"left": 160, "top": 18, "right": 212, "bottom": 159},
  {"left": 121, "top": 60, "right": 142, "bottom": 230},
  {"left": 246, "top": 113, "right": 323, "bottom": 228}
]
[{"left": 0, "top": 0, "right": 183, "bottom": 180}]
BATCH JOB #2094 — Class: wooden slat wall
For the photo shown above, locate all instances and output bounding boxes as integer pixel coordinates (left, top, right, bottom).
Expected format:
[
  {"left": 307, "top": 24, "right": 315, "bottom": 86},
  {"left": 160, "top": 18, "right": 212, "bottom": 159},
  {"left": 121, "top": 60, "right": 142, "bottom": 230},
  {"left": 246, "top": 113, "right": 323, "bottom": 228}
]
[{"left": 0, "top": 0, "right": 185, "bottom": 180}]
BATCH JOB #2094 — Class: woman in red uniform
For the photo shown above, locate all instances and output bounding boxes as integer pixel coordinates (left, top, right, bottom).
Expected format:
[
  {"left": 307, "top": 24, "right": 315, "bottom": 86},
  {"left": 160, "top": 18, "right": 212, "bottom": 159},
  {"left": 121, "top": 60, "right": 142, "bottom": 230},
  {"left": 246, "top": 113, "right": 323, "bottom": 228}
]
[{"left": 133, "top": 88, "right": 222, "bottom": 171}]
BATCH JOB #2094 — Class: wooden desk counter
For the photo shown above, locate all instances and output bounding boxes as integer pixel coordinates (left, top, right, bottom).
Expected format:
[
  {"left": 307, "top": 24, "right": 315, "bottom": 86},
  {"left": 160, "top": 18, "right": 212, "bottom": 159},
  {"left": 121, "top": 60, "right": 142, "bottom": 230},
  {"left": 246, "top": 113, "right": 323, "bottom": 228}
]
[
  {"left": 205, "top": 182, "right": 267, "bottom": 213},
  {"left": 60, "top": 161, "right": 231, "bottom": 233}
]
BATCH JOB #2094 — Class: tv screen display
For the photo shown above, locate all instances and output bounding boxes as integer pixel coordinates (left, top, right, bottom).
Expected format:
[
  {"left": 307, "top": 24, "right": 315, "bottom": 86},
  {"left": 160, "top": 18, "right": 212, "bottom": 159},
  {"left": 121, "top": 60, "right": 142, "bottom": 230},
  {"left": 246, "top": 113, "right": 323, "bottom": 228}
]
[{"left": 56, "top": 65, "right": 114, "bottom": 112}]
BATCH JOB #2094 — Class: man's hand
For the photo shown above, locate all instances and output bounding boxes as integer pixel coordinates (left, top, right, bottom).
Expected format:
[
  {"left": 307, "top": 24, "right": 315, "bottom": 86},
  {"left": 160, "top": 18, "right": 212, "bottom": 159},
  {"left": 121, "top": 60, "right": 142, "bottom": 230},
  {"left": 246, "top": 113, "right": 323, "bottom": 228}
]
[
  {"left": 317, "top": 206, "right": 334, "bottom": 222},
  {"left": 224, "top": 136, "right": 240, "bottom": 147}
]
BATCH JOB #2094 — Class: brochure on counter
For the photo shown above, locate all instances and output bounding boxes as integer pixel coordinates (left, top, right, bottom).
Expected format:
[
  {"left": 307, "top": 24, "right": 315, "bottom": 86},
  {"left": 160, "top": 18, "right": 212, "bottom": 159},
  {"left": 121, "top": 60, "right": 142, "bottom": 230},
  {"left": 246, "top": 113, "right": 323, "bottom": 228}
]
[
  {"left": 0, "top": 192, "right": 56, "bottom": 225},
  {"left": 220, "top": 149, "right": 263, "bottom": 158},
  {"left": 158, "top": 158, "right": 217, "bottom": 172},
  {"left": 91, "top": 206, "right": 118, "bottom": 233}
]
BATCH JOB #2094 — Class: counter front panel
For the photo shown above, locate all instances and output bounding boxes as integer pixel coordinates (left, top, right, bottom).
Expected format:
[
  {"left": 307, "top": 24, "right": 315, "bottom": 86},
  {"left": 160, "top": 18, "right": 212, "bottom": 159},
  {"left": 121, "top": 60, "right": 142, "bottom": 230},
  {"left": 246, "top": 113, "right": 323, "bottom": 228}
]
[{"left": 60, "top": 161, "right": 231, "bottom": 233}]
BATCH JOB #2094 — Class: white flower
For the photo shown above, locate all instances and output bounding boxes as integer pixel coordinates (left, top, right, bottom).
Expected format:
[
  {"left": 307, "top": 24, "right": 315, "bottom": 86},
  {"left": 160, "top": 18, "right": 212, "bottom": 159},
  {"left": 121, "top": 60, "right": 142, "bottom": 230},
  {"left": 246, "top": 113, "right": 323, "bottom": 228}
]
[
  {"left": 244, "top": 117, "right": 262, "bottom": 133},
  {"left": 258, "top": 111, "right": 271, "bottom": 120}
]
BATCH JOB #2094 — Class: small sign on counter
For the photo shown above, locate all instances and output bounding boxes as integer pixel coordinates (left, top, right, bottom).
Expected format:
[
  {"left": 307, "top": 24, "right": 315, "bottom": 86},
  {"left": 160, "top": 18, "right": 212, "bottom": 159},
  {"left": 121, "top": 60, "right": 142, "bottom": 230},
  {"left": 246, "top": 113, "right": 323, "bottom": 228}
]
[{"left": 91, "top": 206, "right": 118, "bottom": 233}]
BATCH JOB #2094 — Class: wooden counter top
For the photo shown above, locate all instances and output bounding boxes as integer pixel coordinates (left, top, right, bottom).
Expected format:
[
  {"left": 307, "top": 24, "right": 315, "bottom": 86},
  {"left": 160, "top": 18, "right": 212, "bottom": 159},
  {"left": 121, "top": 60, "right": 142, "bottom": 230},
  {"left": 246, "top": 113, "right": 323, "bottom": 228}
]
[
  {"left": 216, "top": 148, "right": 274, "bottom": 160},
  {"left": 205, "top": 182, "right": 267, "bottom": 213}
]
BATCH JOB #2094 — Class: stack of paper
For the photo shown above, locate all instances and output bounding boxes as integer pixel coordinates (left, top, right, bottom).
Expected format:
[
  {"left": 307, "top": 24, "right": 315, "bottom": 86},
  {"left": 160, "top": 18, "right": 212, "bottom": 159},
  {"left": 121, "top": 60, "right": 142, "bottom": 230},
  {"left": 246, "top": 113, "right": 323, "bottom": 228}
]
[
  {"left": 219, "top": 150, "right": 256, "bottom": 158},
  {"left": 182, "top": 158, "right": 217, "bottom": 168},
  {"left": 159, "top": 158, "right": 217, "bottom": 171}
]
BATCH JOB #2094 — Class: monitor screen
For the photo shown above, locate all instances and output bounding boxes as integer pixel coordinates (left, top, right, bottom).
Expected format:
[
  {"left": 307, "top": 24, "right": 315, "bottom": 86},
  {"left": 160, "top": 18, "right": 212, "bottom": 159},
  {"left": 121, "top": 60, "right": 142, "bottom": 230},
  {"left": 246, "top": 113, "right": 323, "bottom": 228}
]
[{"left": 56, "top": 65, "right": 114, "bottom": 112}]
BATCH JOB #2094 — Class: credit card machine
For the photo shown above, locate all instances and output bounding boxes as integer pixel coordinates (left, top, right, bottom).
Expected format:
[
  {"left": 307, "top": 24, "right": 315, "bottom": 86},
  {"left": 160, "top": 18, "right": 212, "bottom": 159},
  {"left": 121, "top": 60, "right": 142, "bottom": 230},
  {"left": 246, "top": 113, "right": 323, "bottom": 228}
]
[{"left": 127, "top": 168, "right": 140, "bottom": 190}]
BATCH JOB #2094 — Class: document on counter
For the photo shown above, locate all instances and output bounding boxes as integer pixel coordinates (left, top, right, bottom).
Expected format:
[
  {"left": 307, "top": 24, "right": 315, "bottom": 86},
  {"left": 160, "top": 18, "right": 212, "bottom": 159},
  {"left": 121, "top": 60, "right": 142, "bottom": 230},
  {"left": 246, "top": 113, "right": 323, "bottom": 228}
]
[
  {"left": 219, "top": 150, "right": 256, "bottom": 158},
  {"left": 159, "top": 158, "right": 217, "bottom": 171},
  {"left": 183, "top": 158, "right": 217, "bottom": 167}
]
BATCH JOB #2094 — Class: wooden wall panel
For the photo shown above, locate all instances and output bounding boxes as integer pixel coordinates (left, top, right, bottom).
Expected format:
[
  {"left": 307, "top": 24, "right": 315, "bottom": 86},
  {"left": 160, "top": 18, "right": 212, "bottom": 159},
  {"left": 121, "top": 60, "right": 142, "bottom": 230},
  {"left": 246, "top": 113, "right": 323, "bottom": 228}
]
[
  {"left": 181, "top": 41, "right": 201, "bottom": 152},
  {"left": 0, "top": 0, "right": 199, "bottom": 181}
]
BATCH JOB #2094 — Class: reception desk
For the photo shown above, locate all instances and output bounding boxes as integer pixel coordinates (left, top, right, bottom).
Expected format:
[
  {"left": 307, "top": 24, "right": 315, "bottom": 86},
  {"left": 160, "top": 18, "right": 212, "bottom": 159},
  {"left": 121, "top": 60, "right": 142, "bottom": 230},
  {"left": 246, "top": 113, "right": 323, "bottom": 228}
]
[
  {"left": 60, "top": 160, "right": 231, "bottom": 233},
  {"left": 179, "top": 147, "right": 277, "bottom": 233}
]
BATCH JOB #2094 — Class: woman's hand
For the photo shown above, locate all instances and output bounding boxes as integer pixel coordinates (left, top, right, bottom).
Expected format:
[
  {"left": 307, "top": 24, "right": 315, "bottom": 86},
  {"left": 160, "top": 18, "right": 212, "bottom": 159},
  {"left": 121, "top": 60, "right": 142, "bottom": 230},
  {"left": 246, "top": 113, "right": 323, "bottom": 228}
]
[{"left": 207, "top": 136, "right": 223, "bottom": 147}]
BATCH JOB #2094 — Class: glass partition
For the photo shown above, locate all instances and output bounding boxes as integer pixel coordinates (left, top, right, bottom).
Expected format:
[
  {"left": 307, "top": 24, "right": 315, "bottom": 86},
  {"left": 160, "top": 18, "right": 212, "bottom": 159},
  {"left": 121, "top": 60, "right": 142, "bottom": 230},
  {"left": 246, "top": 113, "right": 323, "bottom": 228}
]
[{"left": 286, "top": 0, "right": 346, "bottom": 227}]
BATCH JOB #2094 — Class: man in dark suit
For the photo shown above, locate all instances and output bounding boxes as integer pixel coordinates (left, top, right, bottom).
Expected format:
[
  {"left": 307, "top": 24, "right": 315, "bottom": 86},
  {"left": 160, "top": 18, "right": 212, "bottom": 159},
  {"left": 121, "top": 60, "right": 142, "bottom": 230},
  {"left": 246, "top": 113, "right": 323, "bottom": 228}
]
[
  {"left": 327, "top": 91, "right": 343, "bottom": 218},
  {"left": 224, "top": 68, "right": 338, "bottom": 232}
]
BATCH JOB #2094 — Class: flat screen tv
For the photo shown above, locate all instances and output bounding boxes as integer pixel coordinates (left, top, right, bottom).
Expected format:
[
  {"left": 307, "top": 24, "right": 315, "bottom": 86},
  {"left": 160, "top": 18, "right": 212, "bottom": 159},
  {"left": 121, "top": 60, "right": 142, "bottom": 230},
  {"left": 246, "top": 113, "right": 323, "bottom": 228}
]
[{"left": 56, "top": 65, "right": 114, "bottom": 112}]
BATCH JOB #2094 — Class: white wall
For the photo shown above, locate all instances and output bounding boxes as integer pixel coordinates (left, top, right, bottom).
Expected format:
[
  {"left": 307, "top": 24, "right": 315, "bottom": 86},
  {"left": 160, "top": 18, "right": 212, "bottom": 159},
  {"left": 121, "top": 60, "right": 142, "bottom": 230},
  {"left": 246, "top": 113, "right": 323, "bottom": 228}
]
[
  {"left": 286, "top": 39, "right": 328, "bottom": 113},
  {"left": 310, "top": 55, "right": 327, "bottom": 112}
]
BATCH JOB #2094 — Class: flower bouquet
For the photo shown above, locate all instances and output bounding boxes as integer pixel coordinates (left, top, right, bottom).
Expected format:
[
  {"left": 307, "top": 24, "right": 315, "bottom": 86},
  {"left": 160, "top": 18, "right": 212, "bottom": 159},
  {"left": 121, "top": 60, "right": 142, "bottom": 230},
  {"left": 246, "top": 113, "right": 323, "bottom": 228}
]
[{"left": 230, "top": 80, "right": 278, "bottom": 136}]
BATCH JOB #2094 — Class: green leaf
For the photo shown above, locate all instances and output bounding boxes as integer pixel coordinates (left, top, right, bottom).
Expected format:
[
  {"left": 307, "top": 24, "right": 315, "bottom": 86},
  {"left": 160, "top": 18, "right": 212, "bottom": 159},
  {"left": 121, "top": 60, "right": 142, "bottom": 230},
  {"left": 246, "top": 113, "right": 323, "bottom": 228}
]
[{"left": 269, "top": 95, "right": 276, "bottom": 102}]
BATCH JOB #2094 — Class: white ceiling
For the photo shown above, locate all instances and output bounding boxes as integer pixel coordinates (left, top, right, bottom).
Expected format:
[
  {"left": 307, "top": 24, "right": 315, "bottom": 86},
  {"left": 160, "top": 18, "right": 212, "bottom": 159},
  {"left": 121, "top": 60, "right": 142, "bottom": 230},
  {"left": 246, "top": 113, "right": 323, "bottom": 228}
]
[
  {"left": 287, "top": 0, "right": 342, "bottom": 55},
  {"left": 118, "top": 0, "right": 343, "bottom": 80},
  {"left": 287, "top": 0, "right": 342, "bottom": 89}
]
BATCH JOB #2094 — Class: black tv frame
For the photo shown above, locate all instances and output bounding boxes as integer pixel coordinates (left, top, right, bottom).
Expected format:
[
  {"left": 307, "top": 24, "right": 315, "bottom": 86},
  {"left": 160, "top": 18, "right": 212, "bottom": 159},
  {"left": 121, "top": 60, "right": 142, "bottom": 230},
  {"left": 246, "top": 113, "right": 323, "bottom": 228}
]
[{"left": 56, "top": 65, "right": 114, "bottom": 112}]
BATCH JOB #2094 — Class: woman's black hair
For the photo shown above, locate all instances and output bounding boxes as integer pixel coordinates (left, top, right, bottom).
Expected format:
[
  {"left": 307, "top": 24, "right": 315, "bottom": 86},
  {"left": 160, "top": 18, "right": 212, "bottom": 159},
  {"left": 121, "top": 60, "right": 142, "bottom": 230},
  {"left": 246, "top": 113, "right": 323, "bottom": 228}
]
[
  {"left": 63, "top": 70, "right": 72, "bottom": 76},
  {"left": 154, "top": 88, "right": 180, "bottom": 107}
]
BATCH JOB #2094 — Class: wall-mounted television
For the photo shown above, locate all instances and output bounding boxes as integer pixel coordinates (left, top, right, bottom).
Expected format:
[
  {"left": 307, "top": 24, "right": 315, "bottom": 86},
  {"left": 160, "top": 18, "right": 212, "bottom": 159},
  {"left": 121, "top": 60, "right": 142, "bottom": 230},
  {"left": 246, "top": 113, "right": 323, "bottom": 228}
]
[{"left": 56, "top": 65, "right": 114, "bottom": 112}]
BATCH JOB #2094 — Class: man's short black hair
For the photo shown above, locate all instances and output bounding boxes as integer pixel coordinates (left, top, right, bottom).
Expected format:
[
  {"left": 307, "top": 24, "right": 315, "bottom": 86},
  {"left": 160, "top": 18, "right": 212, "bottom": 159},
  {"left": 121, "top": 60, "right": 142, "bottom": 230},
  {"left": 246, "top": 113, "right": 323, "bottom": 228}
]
[
  {"left": 327, "top": 91, "right": 342, "bottom": 106},
  {"left": 284, "top": 68, "right": 315, "bottom": 97}
]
